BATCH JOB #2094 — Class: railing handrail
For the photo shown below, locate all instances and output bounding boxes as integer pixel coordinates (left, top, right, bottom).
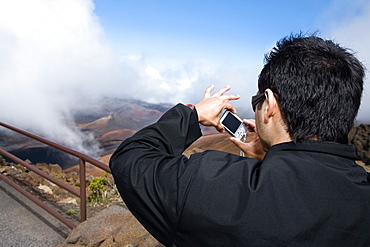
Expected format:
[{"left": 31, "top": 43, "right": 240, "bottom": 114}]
[
  {"left": 0, "top": 121, "right": 110, "bottom": 172},
  {"left": 0, "top": 121, "right": 111, "bottom": 229},
  {"left": 0, "top": 148, "right": 80, "bottom": 196}
]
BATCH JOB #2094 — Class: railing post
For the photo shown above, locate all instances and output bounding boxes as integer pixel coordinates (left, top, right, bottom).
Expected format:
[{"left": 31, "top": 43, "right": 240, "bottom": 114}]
[
  {"left": 79, "top": 158, "right": 87, "bottom": 222},
  {"left": 0, "top": 121, "right": 111, "bottom": 227}
]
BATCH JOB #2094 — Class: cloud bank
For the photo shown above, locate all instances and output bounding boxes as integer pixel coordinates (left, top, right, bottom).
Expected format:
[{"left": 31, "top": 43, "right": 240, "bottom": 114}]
[
  {"left": 0, "top": 0, "right": 118, "bottom": 155},
  {"left": 0, "top": 0, "right": 260, "bottom": 156},
  {"left": 325, "top": 0, "right": 370, "bottom": 123},
  {"left": 0, "top": 0, "right": 369, "bottom": 157}
]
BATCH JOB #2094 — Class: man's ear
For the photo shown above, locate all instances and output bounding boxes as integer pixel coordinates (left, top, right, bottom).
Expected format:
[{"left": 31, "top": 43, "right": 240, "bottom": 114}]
[{"left": 263, "top": 89, "right": 278, "bottom": 123}]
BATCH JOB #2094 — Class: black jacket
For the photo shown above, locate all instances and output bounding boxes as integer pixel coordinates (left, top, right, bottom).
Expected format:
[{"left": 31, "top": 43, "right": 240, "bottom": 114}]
[{"left": 110, "top": 104, "right": 370, "bottom": 246}]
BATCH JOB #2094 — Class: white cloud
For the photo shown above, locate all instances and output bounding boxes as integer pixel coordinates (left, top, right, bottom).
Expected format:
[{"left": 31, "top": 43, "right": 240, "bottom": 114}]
[
  {"left": 145, "top": 65, "right": 162, "bottom": 80},
  {"left": 6, "top": 0, "right": 368, "bottom": 160},
  {"left": 0, "top": 0, "right": 260, "bottom": 157},
  {"left": 0, "top": 0, "right": 117, "bottom": 156},
  {"left": 117, "top": 52, "right": 261, "bottom": 106}
]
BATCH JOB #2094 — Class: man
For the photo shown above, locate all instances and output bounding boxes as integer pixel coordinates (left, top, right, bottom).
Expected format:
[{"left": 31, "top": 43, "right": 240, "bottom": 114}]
[{"left": 110, "top": 34, "right": 370, "bottom": 246}]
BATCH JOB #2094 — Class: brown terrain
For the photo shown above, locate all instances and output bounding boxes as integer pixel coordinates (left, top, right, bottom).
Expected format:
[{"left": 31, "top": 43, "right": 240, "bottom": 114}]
[{"left": 0, "top": 98, "right": 369, "bottom": 246}]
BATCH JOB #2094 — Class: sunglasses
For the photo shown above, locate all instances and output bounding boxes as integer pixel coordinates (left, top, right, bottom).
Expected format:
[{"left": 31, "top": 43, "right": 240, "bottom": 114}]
[{"left": 251, "top": 93, "right": 265, "bottom": 112}]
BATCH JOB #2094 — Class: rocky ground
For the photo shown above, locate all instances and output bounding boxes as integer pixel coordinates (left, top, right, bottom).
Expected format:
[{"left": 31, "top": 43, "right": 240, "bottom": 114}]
[
  {"left": 0, "top": 157, "right": 164, "bottom": 246},
  {"left": 0, "top": 159, "right": 116, "bottom": 221},
  {"left": 349, "top": 124, "right": 370, "bottom": 166},
  {"left": 0, "top": 123, "right": 368, "bottom": 246},
  {"left": 57, "top": 205, "right": 164, "bottom": 247}
]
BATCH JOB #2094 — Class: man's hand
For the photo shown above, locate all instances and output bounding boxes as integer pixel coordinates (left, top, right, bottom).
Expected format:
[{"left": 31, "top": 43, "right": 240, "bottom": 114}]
[
  {"left": 230, "top": 119, "right": 266, "bottom": 160},
  {"left": 195, "top": 85, "right": 240, "bottom": 132}
]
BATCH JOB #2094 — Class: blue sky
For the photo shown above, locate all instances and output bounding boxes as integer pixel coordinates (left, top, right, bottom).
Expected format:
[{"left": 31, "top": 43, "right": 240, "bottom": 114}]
[
  {"left": 94, "top": 1, "right": 327, "bottom": 51},
  {"left": 0, "top": 0, "right": 369, "bottom": 152},
  {"left": 93, "top": 0, "right": 335, "bottom": 64},
  {"left": 91, "top": 0, "right": 369, "bottom": 118}
]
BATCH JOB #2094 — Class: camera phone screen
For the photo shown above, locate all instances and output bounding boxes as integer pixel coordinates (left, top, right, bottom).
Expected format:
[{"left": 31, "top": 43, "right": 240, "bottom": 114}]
[{"left": 223, "top": 113, "right": 240, "bottom": 133}]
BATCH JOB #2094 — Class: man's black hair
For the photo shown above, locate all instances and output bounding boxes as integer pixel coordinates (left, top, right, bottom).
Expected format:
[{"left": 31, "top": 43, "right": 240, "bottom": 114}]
[{"left": 258, "top": 33, "right": 365, "bottom": 143}]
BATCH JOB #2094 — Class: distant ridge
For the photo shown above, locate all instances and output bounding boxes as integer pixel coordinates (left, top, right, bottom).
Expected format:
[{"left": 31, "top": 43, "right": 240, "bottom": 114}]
[{"left": 1, "top": 97, "right": 369, "bottom": 171}]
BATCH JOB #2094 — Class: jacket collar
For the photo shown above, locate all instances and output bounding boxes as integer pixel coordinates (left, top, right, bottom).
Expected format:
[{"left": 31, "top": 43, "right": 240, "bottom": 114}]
[{"left": 268, "top": 140, "right": 359, "bottom": 160}]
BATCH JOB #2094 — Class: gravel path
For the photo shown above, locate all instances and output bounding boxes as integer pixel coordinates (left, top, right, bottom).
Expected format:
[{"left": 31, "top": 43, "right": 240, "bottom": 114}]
[{"left": 0, "top": 180, "right": 71, "bottom": 246}]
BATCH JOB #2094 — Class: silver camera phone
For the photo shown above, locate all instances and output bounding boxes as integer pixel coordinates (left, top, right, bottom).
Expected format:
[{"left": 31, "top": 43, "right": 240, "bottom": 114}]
[{"left": 220, "top": 110, "right": 246, "bottom": 139}]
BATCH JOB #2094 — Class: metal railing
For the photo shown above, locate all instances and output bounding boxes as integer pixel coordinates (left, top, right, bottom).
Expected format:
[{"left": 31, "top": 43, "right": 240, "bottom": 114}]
[{"left": 0, "top": 121, "right": 111, "bottom": 229}]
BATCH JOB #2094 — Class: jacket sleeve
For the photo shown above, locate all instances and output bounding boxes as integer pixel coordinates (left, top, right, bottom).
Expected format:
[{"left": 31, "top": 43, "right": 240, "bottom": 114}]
[{"left": 109, "top": 103, "right": 202, "bottom": 245}]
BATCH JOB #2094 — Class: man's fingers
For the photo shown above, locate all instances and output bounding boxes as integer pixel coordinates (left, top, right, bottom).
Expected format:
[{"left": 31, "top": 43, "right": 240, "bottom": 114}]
[
  {"left": 224, "top": 102, "right": 237, "bottom": 114},
  {"left": 197, "top": 86, "right": 240, "bottom": 132},
  {"left": 215, "top": 123, "right": 225, "bottom": 133},
  {"left": 212, "top": 85, "right": 231, "bottom": 97},
  {"left": 222, "top": 94, "right": 241, "bottom": 102},
  {"left": 230, "top": 137, "right": 245, "bottom": 149},
  {"left": 243, "top": 119, "right": 257, "bottom": 133},
  {"left": 204, "top": 85, "right": 240, "bottom": 102},
  {"left": 243, "top": 119, "right": 255, "bottom": 127},
  {"left": 230, "top": 137, "right": 240, "bottom": 145},
  {"left": 204, "top": 85, "right": 215, "bottom": 98}
]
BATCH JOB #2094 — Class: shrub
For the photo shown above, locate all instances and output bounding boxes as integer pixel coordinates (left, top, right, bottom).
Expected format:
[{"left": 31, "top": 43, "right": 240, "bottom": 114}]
[
  {"left": 64, "top": 208, "right": 79, "bottom": 215},
  {"left": 87, "top": 175, "right": 108, "bottom": 203}
]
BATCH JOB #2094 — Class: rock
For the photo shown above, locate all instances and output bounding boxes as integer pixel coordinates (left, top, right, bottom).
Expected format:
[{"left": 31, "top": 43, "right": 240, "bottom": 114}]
[
  {"left": 349, "top": 124, "right": 370, "bottom": 166},
  {"left": 0, "top": 167, "right": 6, "bottom": 173},
  {"left": 57, "top": 204, "right": 163, "bottom": 247},
  {"left": 48, "top": 163, "right": 63, "bottom": 175},
  {"left": 37, "top": 184, "right": 53, "bottom": 194},
  {"left": 25, "top": 159, "right": 33, "bottom": 164},
  {"left": 27, "top": 170, "right": 44, "bottom": 184},
  {"left": 3, "top": 166, "right": 20, "bottom": 176},
  {"left": 36, "top": 163, "right": 62, "bottom": 175},
  {"left": 58, "top": 197, "right": 78, "bottom": 205},
  {"left": 100, "top": 236, "right": 117, "bottom": 247}
]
